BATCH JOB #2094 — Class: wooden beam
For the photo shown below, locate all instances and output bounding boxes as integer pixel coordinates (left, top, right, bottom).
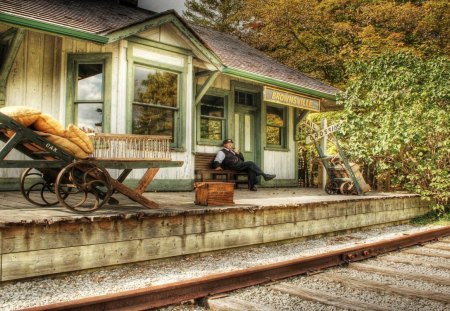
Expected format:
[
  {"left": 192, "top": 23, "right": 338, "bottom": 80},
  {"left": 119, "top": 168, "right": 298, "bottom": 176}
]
[
  {"left": 207, "top": 296, "right": 276, "bottom": 311},
  {"left": 195, "top": 70, "right": 219, "bottom": 106},
  {"left": 135, "top": 168, "right": 159, "bottom": 194},
  {"left": 0, "top": 28, "right": 25, "bottom": 106},
  {"left": 424, "top": 243, "right": 450, "bottom": 251},
  {"left": 350, "top": 263, "right": 450, "bottom": 286},
  {"left": 379, "top": 255, "right": 450, "bottom": 270},
  {"left": 402, "top": 248, "right": 450, "bottom": 259},
  {"left": 0, "top": 28, "right": 25, "bottom": 81},
  {"left": 317, "top": 274, "right": 450, "bottom": 304},
  {"left": 0, "top": 27, "right": 17, "bottom": 42},
  {"left": 270, "top": 283, "right": 393, "bottom": 311}
]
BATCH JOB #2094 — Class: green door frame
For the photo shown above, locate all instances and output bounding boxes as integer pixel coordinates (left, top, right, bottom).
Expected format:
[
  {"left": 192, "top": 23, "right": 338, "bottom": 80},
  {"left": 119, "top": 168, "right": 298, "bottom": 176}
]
[{"left": 230, "top": 81, "right": 262, "bottom": 169}]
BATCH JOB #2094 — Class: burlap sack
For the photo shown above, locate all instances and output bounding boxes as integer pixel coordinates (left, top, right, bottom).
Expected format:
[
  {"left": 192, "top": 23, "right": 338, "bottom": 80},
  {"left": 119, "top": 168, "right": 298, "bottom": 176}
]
[
  {"left": 0, "top": 106, "right": 41, "bottom": 127},
  {"left": 33, "top": 113, "right": 65, "bottom": 136},
  {"left": 64, "top": 124, "right": 94, "bottom": 154}
]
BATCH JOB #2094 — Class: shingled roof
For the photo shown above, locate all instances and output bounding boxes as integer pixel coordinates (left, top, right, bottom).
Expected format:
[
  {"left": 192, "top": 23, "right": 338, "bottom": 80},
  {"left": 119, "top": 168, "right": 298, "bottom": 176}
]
[
  {"left": 0, "top": 0, "right": 155, "bottom": 35},
  {"left": 0, "top": 0, "right": 338, "bottom": 99},
  {"left": 190, "top": 24, "right": 338, "bottom": 97}
]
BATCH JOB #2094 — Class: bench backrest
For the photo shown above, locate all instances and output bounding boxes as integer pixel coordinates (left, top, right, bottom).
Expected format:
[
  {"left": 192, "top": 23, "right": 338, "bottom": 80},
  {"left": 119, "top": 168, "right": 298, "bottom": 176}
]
[{"left": 194, "top": 153, "right": 216, "bottom": 170}]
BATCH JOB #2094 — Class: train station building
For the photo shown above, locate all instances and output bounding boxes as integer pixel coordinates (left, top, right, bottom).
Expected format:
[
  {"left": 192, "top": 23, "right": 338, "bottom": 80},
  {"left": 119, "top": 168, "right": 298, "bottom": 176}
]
[
  {"left": 0, "top": 0, "right": 338, "bottom": 190},
  {"left": 0, "top": 0, "right": 432, "bottom": 283}
]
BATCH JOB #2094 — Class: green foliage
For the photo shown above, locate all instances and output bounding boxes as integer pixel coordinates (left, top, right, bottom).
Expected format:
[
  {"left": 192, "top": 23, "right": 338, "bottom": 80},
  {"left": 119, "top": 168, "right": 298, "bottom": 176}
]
[
  {"left": 338, "top": 52, "right": 449, "bottom": 210},
  {"left": 411, "top": 210, "right": 450, "bottom": 226},
  {"left": 183, "top": 0, "right": 243, "bottom": 33}
]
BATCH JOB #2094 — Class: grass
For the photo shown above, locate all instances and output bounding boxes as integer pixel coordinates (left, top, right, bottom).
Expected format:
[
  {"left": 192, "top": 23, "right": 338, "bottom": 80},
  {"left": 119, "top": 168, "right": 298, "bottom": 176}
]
[{"left": 411, "top": 210, "right": 450, "bottom": 226}]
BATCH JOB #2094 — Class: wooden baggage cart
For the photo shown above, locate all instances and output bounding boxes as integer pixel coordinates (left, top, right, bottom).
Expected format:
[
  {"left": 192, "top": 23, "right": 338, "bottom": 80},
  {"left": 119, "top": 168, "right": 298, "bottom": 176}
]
[{"left": 0, "top": 112, "right": 183, "bottom": 212}]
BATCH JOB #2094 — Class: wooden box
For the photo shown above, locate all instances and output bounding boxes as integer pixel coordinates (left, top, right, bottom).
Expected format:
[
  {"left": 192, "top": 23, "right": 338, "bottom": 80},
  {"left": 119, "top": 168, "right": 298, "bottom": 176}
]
[{"left": 194, "top": 182, "right": 235, "bottom": 206}]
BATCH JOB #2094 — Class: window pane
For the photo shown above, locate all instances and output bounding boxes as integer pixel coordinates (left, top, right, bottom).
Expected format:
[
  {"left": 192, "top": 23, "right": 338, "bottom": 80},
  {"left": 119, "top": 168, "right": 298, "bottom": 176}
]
[
  {"left": 134, "top": 66, "right": 177, "bottom": 107},
  {"left": 77, "top": 64, "right": 103, "bottom": 100},
  {"left": 235, "top": 91, "right": 255, "bottom": 106},
  {"left": 201, "top": 95, "right": 224, "bottom": 118},
  {"left": 267, "top": 106, "right": 284, "bottom": 127},
  {"left": 77, "top": 103, "right": 103, "bottom": 133},
  {"left": 132, "top": 105, "right": 174, "bottom": 138},
  {"left": 200, "top": 118, "right": 222, "bottom": 140},
  {"left": 266, "top": 126, "right": 281, "bottom": 145}
]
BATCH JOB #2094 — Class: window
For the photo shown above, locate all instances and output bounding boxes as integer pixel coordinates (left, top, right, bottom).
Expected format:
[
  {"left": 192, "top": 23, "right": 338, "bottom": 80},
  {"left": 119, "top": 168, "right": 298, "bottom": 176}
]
[
  {"left": 266, "top": 105, "right": 287, "bottom": 147},
  {"left": 199, "top": 94, "right": 226, "bottom": 141},
  {"left": 75, "top": 63, "right": 104, "bottom": 132},
  {"left": 235, "top": 90, "right": 256, "bottom": 106},
  {"left": 67, "top": 54, "right": 111, "bottom": 133},
  {"left": 132, "top": 66, "right": 179, "bottom": 140}
]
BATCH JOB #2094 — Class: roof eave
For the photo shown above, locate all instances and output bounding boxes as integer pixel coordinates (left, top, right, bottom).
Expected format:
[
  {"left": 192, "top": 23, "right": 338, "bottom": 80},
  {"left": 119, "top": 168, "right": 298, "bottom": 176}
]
[
  {"left": 0, "top": 12, "right": 108, "bottom": 44},
  {"left": 106, "top": 10, "right": 224, "bottom": 70},
  {"left": 222, "top": 67, "right": 337, "bottom": 101}
]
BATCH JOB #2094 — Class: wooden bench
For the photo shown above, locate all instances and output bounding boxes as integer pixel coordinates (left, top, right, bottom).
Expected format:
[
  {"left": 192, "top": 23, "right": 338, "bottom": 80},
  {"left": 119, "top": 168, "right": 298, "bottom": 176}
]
[{"left": 194, "top": 153, "right": 248, "bottom": 187}]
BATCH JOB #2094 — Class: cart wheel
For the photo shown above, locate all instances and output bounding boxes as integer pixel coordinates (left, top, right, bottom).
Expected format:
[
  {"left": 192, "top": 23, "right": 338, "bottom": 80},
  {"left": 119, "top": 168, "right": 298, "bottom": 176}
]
[
  {"left": 20, "top": 168, "right": 60, "bottom": 206},
  {"left": 325, "top": 181, "right": 339, "bottom": 195},
  {"left": 339, "top": 181, "right": 354, "bottom": 195},
  {"left": 55, "top": 161, "right": 112, "bottom": 212}
]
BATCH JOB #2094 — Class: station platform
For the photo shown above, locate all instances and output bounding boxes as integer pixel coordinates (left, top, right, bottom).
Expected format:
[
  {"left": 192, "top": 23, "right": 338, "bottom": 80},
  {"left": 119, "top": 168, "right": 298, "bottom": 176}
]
[{"left": 0, "top": 188, "right": 430, "bottom": 281}]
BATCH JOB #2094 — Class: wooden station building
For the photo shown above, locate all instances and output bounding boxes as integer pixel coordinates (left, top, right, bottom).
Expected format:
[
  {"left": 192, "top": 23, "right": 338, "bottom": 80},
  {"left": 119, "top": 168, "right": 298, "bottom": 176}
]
[
  {"left": 0, "top": 0, "right": 339, "bottom": 191},
  {"left": 0, "top": 1, "right": 432, "bottom": 282}
]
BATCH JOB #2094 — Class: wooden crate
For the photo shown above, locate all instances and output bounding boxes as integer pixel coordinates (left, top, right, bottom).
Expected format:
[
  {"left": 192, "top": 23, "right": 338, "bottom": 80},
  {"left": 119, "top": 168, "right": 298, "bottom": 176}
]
[{"left": 194, "top": 182, "right": 235, "bottom": 206}]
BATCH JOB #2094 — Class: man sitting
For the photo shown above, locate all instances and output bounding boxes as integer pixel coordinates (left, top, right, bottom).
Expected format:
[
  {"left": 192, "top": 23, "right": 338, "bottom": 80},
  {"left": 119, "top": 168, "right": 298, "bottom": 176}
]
[{"left": 213, "top": 139, "right": 276, "bottom": 191}]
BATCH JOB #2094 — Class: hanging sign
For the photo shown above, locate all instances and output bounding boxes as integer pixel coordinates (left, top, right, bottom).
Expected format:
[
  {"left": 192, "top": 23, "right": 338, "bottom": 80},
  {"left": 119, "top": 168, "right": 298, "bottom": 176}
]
[{"left": 264, "top": 86, "right": 320, "bottom": 112}]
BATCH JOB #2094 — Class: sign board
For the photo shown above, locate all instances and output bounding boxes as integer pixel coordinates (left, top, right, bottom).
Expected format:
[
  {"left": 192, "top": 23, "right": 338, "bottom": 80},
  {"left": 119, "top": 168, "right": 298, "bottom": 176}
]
[
  {"left": 306, "top": 123, "right": 341, "bottom": 144},
  {"left": 264, "top": 86, "right": 320, "bottom": 112},
  {"left": 301, "top": 119, "right": 320, "bottom": 131}
]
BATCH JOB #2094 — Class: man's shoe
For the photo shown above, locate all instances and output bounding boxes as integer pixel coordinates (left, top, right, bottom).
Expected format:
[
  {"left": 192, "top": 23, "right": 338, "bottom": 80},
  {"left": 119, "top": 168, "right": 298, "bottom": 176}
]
[
  {"left": 249, "top": 186, "right": 257, "bottom": 191},
  {"left": 263, "top": 174, "right": 276, "bottom": 181}
]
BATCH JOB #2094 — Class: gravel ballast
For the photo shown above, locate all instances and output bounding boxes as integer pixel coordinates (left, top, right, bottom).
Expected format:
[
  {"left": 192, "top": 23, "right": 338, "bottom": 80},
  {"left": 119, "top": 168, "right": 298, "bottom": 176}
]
[{"left": 0, "top": 224, "right": 447, "bottom": 310}]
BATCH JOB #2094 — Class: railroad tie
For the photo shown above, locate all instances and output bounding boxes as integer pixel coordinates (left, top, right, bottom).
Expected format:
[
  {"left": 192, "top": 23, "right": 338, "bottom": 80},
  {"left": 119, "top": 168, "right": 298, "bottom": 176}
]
[
  {"left": 270, "top": 283, "right": 394, "bottom": 311},
  {"left": 350, "top": 263, "right": 450, "bottom": 286},
  {"left": 207, "top": 296, "right": 276, "bottom": 311},
  {"left": 379, "top": 255, "right": 450, "bottom": 270},
  {"left": 316, "top": 273, "right": 450, "bottom": 304}
]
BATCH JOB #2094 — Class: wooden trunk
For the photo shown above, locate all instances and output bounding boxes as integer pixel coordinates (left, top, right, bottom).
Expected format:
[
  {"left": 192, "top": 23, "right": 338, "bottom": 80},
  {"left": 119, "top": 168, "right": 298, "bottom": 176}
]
[{"left": 194, "top": 182, "right": 235, "bottom": 206}]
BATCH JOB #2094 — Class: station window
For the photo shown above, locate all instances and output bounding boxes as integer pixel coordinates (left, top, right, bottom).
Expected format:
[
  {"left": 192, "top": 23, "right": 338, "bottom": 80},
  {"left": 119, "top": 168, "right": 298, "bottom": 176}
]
[
  {"left": 235, "top": 90, "right": 256, "bottom": 106},
  {"left": 266, "top": 105, "right": 287, "bottom": 147},
  {"left": 67, "top": 54, "right": 111, "bottom": 133},
  {"left": 132, "top": 65, "right": 179, "bottom": 142},
  {"left": 199, "top": 94, "right": 226, "bottom": 142}
]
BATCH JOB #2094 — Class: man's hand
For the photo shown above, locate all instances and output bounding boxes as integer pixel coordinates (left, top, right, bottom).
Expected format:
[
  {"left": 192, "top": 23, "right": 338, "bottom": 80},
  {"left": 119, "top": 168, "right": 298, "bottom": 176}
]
[
  {"left": 215, "top": 167, "right": 223, "bottom": 171},
  {"left": 234, "top": 147, "right": 240, "bottom": 154}
]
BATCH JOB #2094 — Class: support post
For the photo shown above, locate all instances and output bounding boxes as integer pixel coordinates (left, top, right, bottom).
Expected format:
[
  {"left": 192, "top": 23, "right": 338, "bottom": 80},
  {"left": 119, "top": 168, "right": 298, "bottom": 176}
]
[{"left": 321, "top": 118, "right": 327, "bottom": 190}]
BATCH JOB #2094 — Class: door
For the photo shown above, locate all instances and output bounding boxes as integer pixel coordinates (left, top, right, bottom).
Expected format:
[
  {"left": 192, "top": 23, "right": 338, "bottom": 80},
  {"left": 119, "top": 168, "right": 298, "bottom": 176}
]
[{"left": 234, "top": 106, "right": 256, "bottom": 162}]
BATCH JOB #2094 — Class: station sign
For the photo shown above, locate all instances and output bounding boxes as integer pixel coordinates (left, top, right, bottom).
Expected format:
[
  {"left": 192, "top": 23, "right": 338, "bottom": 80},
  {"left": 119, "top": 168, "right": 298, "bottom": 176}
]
[
  {"left": 264, "top": 86, "right": 320, "bottom": 112},
  {"left": 306, "top": 123, "right": 341, "bottom": 144}
]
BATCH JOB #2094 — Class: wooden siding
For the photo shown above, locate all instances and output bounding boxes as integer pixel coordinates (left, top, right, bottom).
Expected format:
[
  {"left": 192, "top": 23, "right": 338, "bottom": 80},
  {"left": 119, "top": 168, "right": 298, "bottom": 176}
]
[
  {"left": 264, "top": 108, "right": 296, "bottom": 179},
  {"left": 1, "top": 26, "right": 195, "bottom": 183}
]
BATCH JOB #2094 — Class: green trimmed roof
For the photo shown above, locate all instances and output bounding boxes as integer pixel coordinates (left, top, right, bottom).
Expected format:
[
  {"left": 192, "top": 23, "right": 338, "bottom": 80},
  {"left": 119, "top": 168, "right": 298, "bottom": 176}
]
[
  {"left": 0, "top": 0, "right": 338, "bottom": 100},
  {"left": 191, "top": 24, "right": 338, "bottom": 99}
]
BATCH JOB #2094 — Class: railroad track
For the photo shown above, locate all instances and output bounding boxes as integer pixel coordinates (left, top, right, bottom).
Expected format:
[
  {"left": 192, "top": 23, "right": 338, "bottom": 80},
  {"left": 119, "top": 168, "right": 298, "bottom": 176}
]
[
  {"left": 209, "top": 239, "right": 450, "bottom": 310},
  {"left": 24, "top": 226, "right": 450, "bottom": 311}
]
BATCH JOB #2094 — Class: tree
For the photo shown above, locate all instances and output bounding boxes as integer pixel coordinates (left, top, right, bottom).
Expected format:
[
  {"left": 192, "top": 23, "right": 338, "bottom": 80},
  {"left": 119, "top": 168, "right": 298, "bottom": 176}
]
[
  {"left": 234, "top": 0, "right": 449, "bottom": 86},
  {"left": 183, "top": 0, "right": 243, "bottom": 33},
  {"left": 338, "top": 52, "right": 449, "bottom": 211}
]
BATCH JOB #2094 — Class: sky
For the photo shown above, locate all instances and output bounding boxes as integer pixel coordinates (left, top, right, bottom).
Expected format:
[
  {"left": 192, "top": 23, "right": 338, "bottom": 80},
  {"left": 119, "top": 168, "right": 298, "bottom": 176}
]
[{"left": 138, "top": 0, "right": 186, "bottom": 14}]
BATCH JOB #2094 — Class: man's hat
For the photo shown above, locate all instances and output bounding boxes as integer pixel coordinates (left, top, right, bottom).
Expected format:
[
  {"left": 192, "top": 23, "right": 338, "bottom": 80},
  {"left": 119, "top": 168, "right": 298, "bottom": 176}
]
[{"left": 223, "top": 139, "right": 233, "bottom": 145}]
